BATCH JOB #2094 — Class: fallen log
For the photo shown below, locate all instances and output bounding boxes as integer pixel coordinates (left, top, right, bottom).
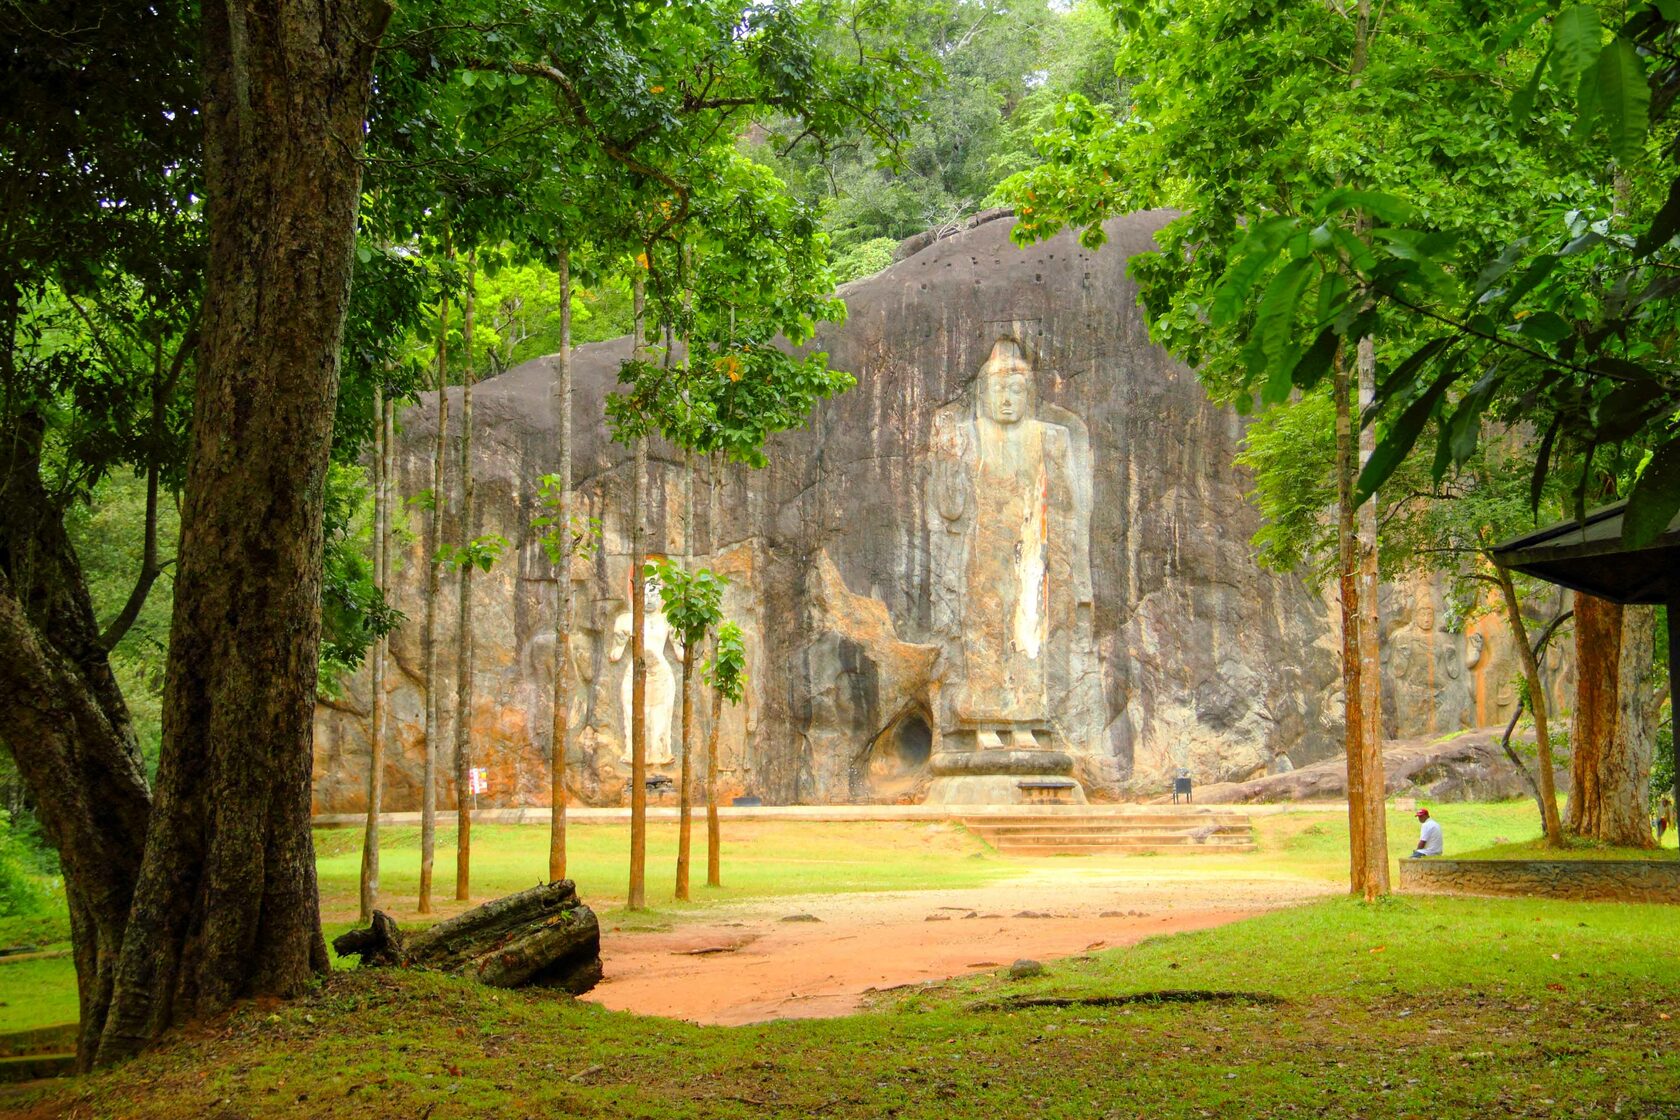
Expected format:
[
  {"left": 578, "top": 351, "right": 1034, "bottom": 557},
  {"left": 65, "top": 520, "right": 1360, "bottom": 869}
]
[{"left": 332, "top": 880, "right": 601, "bottom": 995}]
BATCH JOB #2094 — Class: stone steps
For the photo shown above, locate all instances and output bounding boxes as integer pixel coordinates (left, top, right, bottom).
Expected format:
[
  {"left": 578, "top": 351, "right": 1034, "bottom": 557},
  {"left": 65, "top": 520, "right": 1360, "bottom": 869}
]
[
  {"left": 0, "top": 1022, "right": 77, "bottom": 1085},
  {"left": 960, "top": 811, "right": 1255, "bottom": 856}
]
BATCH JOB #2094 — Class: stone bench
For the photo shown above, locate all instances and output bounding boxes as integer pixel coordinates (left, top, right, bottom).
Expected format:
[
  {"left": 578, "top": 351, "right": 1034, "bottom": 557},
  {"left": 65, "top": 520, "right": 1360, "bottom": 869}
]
[{"left": 1400, "top": 858, "right": 1680, "bottom": 903}]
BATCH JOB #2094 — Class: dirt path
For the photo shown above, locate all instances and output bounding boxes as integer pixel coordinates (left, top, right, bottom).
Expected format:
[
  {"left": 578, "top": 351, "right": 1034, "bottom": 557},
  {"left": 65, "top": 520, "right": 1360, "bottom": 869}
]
[{"left": 585, "top": 868, "right": 1332, "bottom": 1024}]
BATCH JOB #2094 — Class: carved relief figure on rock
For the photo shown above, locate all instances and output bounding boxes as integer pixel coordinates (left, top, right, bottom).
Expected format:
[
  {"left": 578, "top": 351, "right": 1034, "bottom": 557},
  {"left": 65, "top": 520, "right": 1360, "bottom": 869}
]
[{"left": 611, "top": 566, "right": 680, "bottom": 766}]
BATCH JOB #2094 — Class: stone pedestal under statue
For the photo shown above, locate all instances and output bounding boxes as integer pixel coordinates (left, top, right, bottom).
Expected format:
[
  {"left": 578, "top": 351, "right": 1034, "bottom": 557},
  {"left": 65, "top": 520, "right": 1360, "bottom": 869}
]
[{"left": 924, "top": 720, "right": 1085, "bottom": 805}]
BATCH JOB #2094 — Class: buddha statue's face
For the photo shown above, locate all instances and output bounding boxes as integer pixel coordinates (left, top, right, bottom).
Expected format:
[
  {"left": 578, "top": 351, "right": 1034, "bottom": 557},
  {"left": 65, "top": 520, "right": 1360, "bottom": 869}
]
[{"left": 985, "top": 363, "right": 1032, "bottom": 425}]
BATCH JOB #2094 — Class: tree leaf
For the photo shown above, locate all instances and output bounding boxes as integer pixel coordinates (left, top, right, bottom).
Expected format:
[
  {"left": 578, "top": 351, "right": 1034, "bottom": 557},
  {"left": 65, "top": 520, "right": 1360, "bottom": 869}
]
[
  {"left": 1374, "top": 335, "right": 1451, "bottom": 407},
  {"left": 1356, "top": 365, "right": 1459, "bottom": 503},
  {"left": 1552, "top": 4, "right": 1603, "bottom": 82},
  {"left": 1290, "top": 325, "right": 1341, "bottom": 392},
  {"left": 1255, "top": 257, "right": 1314, "bottom": 370},
  {"left": 1634, "top": 177, "right": 1680, "bottom": 256},
  {"left": 1596, "top": 36, "right": 1651, "bottom": 162},
  {"left": 1623, "top": 437, "right": 1680, "bottom": 547},
  {"left": 1512, "top": 47, "right": 1552, "bottom": 125},
  {"left": 1530, "top": 414, "right": 1562, "bottom": 513}
]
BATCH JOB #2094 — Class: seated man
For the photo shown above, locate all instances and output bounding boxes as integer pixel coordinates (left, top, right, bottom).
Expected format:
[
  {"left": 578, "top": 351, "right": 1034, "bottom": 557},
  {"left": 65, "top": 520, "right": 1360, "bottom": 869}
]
[{"left": 1410, "top": 808, "right": 1443, "bottom": 858}]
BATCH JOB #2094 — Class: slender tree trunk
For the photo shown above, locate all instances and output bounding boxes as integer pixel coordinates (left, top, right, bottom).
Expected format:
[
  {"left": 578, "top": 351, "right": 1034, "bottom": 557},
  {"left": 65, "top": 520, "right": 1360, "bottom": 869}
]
[
  {"left": 706, "top": 459, "right": 722, "bottom": 888},
  {"left": 1333, "top": 355, "right": 1369, "bottom": 894},
  {"left": 706, "top": 677, "right": 724, "bottom": 888},
  {"left": 675, "top": 449, "right": 696, "bottom": 900},
  {"left": 360, "top": 382, "right": 387, "bottom": 921},
  {"left": 549, "top": 249, "right": 573, "bottom": 884},
  {"left": 628, "top": 276, "right": 648, "bottom": 911},
  {"left": 1492, "top": 560, "right": 1564, "bottom": 845},
  {"left": 454, "top": 253, "right": 478, "bottom": 901},
  {"left": 1353, "top": 336, "right": 1389, "bottom": 897},
  {"left": 1669, "top": 599, "right": 1679, "bottom": 836},
  {"left": 420, "top": 284, "right": 450, "bottom": 915},
  {"left": 95, "top": 0, "right": 388, "bottom": 1065}
]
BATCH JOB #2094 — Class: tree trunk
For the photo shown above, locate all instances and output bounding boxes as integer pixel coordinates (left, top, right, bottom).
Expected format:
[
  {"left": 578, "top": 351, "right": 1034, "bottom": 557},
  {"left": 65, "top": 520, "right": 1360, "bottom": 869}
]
[
  {"left": 628, "top": 276, "right": 648, "bottom": 911},
  {"left": 420, "top": 284, "right": 450, "bottom": 915},
  {"left": 1353, "top": 335, "right": 1389, "bottom": 897},
  {"left": 706, "top": 675, "right": 724, "bottom": 888},
  {"left": 1492, "top": 561, "right": 1564, "bottom": 845},
  {"left": 0, "top": 568, "right": 150, "bottom": 1070},
  {"left": 705, "top": 453, "right": 719, "bottom": 886},
  {"left": 1569, "top": 595, "right": 1658, "bottom": 846},
  {"left": 549, "top": 248, "right": 573, "bottom": 884},
  {"left": 1568, "top": 592, "right": 1620, "bottom": 835},
  {"left": 95, "top": 0, "right": 388, "bottom": 1065},
  {"left": 360, "top": 384, "right": 388, "bottom": 921},
  {"left": 454, "top": 254, "right": 478, "bottom": 901},
  {"left": 1332, "top": 355, "right": 1369, "bottom": 894},
  {"left": 0, "top": 415, "right": 153, "bottom": 1071},
  {"left": 335, "top": 881, "right": 601, "bottom": 994},
  {"left": 675, "top": 450, "right": 695, "bottom": 901}
]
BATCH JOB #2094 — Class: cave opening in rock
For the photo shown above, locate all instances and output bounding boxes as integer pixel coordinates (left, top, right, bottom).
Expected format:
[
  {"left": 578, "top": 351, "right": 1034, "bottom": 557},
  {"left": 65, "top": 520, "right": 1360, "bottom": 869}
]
[{"left": 864, "top": 709, "right": 934, "bottom": 799}]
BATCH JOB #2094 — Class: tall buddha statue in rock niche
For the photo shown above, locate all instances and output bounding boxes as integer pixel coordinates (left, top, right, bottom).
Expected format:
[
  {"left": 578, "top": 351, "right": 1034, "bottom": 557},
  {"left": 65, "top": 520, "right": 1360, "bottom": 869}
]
[{"left": 929, "top": 337, "right": 1094, "bottom": 734}]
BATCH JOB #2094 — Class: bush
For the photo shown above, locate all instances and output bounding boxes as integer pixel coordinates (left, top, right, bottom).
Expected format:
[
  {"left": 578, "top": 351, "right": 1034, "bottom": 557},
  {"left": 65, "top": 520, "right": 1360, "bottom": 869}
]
[{"left": 0, "top": 810, "right": 46, "bottom": 918}]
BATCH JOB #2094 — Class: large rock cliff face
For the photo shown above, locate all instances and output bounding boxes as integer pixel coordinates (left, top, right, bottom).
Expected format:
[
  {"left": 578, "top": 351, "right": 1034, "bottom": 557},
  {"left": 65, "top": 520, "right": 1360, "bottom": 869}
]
[{"left": 311, "top": 211, "right": 1551, "bottom": 813}]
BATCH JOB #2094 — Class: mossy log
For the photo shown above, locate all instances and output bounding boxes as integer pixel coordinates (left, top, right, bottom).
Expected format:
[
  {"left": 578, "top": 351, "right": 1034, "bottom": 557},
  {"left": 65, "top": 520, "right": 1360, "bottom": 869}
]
[{"left": 332, "top": 880, "right": 601, "bottom": 995}]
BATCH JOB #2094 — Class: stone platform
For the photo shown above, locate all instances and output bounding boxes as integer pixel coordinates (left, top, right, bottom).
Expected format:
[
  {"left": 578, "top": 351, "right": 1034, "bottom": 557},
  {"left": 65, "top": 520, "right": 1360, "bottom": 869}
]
[
  {"left": 959, "top": 807, "right": 1253, "bottom": 855},
  {"left": 1400, "top": 858, "right": 1680, "bottom": 903}
]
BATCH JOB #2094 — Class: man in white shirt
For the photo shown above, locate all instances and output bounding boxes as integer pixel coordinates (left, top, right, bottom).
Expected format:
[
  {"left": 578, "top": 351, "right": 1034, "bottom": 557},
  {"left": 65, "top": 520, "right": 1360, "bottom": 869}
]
[{"left": 1411, "top": 808, "right": 1443, "bottom": 858}]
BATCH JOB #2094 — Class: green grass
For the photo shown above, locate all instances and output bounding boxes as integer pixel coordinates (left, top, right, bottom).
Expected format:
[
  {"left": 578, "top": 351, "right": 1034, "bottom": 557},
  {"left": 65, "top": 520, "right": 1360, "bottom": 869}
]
[
  {"left": 1456, "top": 834, "right": 1680, "bottom": 860},
  {"left": 0, "top": 955, "right": 78, "bottom": 1033},
  {"left": 314, "top": 819, "right": 1011, "bottom": 923},
  {"left": 5, "top": 800, "right": 1673, "bottom": 1059},
  {"left": 7, "top": 894, "right": 1678, "bottom": 1119}
]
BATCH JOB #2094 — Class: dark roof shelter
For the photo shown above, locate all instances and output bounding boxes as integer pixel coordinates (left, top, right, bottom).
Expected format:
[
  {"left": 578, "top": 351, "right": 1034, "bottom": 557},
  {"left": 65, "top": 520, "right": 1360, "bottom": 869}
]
[{"left": 1491, "top": 501, "right": 1680, "bottom": 821}]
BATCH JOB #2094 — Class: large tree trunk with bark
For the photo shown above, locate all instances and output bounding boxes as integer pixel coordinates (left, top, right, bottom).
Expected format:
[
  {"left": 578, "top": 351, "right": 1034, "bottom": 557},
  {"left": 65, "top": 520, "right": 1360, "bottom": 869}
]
[
  {"left": 549, "top": 250, "right": 573, "bottom": 884},
  {"left": 454, "top": 257, "right": 478, "bottom": 901},
  {"left": 1568, "top": 595, "right": 1658, "bottom": 846},
  {"left": 94, "top": 0, "right": 388, "bottom": 1067},
  {"left": 1568, "top": 592, "right": 1620, "bottom": 834},
  {"left": 0, "top": 426, "right": 152, "bottom": 1069}
]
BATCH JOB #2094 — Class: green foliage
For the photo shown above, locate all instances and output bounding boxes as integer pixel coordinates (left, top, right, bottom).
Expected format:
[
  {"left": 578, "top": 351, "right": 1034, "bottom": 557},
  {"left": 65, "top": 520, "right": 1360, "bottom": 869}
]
[
  {"left": 1233, "top": 387, "right": 1337, "bottom": 576},
  {"left": 646, "top": 559, "right": 729, "bottom": 649},
  {"left": 705, "top": 621, "right": 748, "bottom": 705},
  {"left": 531, "top": 474, "right": 603, "bottom": 567},
  {"left": 1059, "top": 2, "right": 1680, "bottom": 546},
  {"left": 766, "top": 1, "right": 1121, "bottom": 254},
  {"left": 319, "top": 464, "right": 403, "bottom": 695},
  {"left": 829, "top": 236, "right": 899, "bottom": 284},
  {"left": 0, "top": 810, "right": 49, "bottom": 919},
  {"left": 440, "top": 534, "right": 511, "bottom": 574}
]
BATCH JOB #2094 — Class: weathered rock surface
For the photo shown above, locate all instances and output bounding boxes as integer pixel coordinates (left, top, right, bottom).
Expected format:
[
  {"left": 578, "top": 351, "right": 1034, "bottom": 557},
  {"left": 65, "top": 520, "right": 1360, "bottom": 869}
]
[
  {"left": 1179, "top": 728, "right": 1567, "bottom": 805},
  {"left": 312, "top": 210, "right": 1555, "bottom": 811}
]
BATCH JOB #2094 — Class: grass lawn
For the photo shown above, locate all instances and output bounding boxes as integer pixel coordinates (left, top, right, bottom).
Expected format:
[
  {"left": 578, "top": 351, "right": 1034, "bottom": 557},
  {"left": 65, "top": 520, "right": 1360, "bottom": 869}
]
[
  {"left": 5, "top": 799, "right": 1669, "bottom": 1040},
  {"left": 5, "top": 893, "right": 1678, "bottom": 1119}
]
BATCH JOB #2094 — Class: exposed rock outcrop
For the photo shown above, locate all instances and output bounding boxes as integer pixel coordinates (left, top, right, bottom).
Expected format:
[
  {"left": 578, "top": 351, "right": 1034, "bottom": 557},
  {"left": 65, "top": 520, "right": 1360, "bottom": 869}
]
[
  {"left": 1180, "top": 728, "right": 1566, "bottom": 805},
  {"left": 312, "top": 211, "right": 1557, "bottom": 810}
]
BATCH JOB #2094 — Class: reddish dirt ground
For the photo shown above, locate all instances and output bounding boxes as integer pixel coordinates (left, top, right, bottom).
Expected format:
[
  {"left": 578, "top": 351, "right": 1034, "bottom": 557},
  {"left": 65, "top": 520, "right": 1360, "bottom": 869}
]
[{"left": 585, "top": 869, "right": 1332, "bottom": 1023}]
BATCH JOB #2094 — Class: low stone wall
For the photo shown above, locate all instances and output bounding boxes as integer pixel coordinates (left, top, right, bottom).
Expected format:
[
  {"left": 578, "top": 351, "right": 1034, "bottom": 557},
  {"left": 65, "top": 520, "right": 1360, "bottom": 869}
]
[{"left": 1401, "top": 858, "right": 1680, "bottom": 903}]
